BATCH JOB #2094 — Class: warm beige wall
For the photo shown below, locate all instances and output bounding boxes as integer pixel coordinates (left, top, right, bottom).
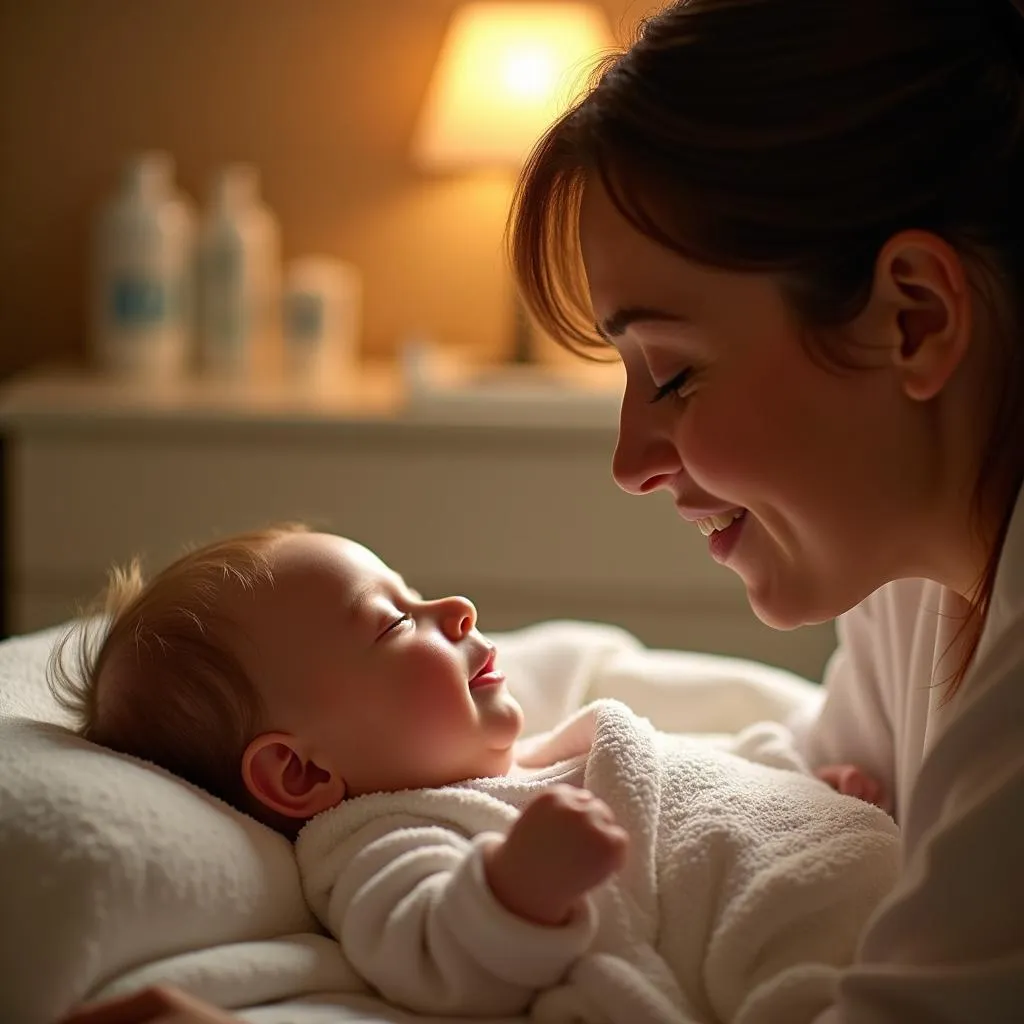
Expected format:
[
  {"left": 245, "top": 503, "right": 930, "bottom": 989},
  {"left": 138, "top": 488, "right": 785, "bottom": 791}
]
[{"left": 0, "top": 0, "right": 662, "bottom": 379}]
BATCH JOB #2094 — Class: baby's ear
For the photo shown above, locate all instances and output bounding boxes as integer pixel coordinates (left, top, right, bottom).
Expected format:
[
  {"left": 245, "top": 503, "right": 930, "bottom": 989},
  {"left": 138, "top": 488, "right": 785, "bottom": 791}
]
[{"left": 242, "top": 732, "right": 345, "bottom": 819}]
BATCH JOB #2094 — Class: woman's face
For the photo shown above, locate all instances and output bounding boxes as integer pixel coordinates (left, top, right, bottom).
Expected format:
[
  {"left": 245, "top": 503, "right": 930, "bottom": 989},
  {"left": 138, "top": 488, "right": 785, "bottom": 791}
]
[{"left": 579, "top": 181, "right": 946, "bottom": 629}]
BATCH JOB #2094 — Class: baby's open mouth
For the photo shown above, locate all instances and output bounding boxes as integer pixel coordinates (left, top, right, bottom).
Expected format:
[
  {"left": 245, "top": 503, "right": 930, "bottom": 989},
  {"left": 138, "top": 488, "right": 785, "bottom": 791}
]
[{"left": 469, "top": 649, "right": 500, "bottom": 689}]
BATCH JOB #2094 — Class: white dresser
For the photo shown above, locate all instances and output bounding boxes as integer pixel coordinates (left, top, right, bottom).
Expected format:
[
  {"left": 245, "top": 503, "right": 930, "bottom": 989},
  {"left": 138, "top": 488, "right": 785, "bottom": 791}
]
[{"left": 0, "top": 367, "right": 836, "bottom": 680}]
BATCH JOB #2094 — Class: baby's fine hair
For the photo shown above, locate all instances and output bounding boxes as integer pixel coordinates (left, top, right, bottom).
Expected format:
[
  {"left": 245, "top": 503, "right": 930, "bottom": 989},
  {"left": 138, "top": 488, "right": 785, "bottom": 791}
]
[{"left": 47, "top": 523, "right": 309, "bottom": 819}]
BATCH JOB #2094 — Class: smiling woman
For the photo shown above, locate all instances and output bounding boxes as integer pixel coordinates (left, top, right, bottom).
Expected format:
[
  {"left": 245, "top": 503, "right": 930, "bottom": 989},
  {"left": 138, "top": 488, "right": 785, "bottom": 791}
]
[
  {"left": 509, "top": 0, "right": 1024, "bottom": 1019},
  {"left": 511, "top": 0, "right": 1024, "bottom": 685},
  {"left": 575, "top": 181, "right": 970, "bottom": 636}
]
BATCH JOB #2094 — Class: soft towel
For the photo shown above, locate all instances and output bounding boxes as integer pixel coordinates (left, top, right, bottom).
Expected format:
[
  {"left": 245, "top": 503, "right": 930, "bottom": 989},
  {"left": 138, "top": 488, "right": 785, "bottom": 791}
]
[{"left": 297, "top": 700, "right": 900, "bottom": 1024}]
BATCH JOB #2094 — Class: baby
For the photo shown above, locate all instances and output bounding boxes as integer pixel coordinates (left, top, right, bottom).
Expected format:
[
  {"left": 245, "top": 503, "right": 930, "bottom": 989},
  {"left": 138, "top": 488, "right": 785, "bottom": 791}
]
[{"left": 51, "top": 524, "right": 897, "bottom": 1024}]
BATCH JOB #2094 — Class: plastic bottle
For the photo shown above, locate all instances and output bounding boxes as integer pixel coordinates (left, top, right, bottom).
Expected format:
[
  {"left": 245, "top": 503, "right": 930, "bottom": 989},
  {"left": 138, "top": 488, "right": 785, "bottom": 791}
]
[
  {"left": 91, "top": 152, "right": 195, "bottom": 381},
  {"left": 282, "top": 257, "right": 362, "bottom": 389},
  {"left": 196, "top": 164, "right": 281, "bottom": 382}
]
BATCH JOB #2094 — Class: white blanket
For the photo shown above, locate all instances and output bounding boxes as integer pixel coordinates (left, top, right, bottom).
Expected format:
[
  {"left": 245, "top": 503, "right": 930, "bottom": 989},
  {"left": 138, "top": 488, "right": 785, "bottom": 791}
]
[
  {"left": 297, "top": 700, "right": 900, "bottom": 1024},
  {"left": 0, "top": 620, "right": 832, "bottom": 1024}
]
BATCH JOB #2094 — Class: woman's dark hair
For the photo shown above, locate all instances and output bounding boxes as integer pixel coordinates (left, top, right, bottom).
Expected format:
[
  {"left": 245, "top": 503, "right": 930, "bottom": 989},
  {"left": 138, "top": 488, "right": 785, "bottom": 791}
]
[{"left": 509, "top": 0, "right": 1024, "bottom": 694}]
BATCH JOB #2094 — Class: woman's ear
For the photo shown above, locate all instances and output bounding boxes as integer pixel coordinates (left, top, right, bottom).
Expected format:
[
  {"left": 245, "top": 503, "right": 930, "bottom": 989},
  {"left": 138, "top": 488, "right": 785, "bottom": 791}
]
[
  {"left": 872, "top": 229, "right": 972, "bottom": 401},
  {"left": 242, "top": 732, "right": 345, "bottom": 820}
]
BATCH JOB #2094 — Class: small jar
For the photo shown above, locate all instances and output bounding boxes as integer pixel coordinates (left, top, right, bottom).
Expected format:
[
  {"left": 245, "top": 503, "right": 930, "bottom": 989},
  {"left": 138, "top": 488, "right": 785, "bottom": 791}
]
[{"left": 282, "top": 257, "right": 362, "bottom": 389}]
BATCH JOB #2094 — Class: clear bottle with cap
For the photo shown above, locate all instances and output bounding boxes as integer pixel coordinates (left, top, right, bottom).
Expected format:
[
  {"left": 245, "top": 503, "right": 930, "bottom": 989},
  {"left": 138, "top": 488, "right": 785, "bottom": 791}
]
[
  {"left": 196, "top": 164, "right": 280, "bottom": 382},
  {"left": 91, "top": 151, "right": 195, "bottom": 381}
]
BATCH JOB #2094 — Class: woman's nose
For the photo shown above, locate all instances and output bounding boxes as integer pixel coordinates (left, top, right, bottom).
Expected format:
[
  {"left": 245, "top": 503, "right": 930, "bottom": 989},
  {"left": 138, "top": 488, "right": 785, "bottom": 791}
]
[
  {"left": 435, "top": 595, "right": 477, "bottom": 639},
  {"left": 612, "top": 394, "right": 683, "bottom": 496}
]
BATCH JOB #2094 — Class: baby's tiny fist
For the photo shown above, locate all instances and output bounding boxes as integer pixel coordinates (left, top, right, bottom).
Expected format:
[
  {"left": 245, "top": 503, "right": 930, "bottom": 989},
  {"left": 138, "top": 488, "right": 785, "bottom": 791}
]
[{"left": 486, "top": 785, "right": 628, "bottom": 927}]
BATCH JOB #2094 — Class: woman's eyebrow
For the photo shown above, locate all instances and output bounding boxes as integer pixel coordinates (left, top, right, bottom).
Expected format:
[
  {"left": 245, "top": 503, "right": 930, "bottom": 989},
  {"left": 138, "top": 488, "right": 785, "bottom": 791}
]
[{"left": 597, "top": 306, "right": 690, "bottom": 340}]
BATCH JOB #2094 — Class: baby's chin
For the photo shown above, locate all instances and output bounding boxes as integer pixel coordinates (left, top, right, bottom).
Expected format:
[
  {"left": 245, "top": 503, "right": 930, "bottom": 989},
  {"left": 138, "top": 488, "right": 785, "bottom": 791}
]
[
  {"left": 491, "top": 743, "right": 519, "bottom": 778},
  {"left": 496, "top": 696, "right": 526, "bottom": 745},
  {"left": 482, "top": 727, "right": 524, "bottom": 780}
]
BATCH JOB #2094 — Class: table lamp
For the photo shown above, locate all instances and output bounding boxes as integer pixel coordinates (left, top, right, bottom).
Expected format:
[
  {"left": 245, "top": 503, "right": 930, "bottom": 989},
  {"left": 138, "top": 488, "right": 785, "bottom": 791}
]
[{"left": 412, "top": 2, "right": 613, "bottom": 366}]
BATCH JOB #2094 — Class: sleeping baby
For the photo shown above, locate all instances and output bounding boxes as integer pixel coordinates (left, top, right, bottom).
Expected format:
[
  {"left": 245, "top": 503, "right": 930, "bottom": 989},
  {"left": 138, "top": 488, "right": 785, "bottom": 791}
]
[{"left": 50, "top": 524, "right": 899, "bottom": 1024}]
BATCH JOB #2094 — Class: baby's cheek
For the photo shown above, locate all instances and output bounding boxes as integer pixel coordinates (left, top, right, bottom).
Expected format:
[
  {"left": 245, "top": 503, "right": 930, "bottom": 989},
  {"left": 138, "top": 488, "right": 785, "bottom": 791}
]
[{"left": 403, "top": 661, "right": 467, "bottom": 721}]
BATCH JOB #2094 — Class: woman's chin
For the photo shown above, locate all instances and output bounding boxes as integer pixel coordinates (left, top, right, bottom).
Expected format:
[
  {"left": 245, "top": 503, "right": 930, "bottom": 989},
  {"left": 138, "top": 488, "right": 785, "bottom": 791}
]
[{"left": 746, "top": 582, "right": 837, "bottom": 631}]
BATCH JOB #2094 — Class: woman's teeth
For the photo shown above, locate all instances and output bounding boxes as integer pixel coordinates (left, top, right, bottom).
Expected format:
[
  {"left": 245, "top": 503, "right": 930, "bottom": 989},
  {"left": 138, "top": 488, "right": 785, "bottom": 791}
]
[{"left": 696, "top": 509, "right": 746, "bottom": 537}]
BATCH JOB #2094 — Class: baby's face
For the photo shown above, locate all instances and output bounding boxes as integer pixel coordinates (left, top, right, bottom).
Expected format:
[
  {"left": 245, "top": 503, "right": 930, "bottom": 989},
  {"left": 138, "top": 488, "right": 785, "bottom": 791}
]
[{"left": 236, "top": 532, "right": 523, "bottom": 799}]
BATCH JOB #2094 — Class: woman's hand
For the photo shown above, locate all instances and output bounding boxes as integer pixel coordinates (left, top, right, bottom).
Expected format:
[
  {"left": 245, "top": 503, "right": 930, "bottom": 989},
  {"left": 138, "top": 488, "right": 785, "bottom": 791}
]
[
  {"left": 59, "top": 986, "right": 241, "bottom": 1024},
  {"left": 816, "top": 762, "right": 891, "bottom": 813}
]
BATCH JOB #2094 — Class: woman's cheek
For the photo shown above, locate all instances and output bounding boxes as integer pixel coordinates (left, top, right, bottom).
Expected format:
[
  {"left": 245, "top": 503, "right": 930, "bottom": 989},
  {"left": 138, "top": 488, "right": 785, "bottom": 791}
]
[
  {"left": 674, "top": 401, "right": 727, "bottom": 490},
  {"left": 688, "top": 391, "right": 774, "bottom": 499}
]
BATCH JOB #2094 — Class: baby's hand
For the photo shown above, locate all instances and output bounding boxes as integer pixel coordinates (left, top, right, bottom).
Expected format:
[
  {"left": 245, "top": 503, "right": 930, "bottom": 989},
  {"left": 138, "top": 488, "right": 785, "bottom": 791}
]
[
  {"left": 816, "top": 763, "right": 890, "bottom": 813},
  {"left": 484, "top": 784, "right": 629, "bottom": 926}
]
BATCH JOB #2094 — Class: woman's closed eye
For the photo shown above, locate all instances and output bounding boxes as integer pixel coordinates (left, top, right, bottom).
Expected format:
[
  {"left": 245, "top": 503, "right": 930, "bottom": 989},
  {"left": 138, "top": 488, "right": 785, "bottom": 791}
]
[{"left": 649, "top": 367, "right": 693, "bottom": 404}]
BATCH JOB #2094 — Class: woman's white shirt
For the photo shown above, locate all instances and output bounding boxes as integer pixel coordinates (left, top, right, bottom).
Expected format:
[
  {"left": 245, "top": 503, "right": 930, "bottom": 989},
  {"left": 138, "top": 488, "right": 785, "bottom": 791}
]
[{"left": 801, "top": 483, "right": 1024, "bottom": 1022}]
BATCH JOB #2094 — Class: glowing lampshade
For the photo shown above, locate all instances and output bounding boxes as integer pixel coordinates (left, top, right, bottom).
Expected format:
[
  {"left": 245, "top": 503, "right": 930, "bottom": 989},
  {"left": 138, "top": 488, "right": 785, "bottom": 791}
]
[{"left": 413, "top": 2, "right": 613, "bottom": 170}]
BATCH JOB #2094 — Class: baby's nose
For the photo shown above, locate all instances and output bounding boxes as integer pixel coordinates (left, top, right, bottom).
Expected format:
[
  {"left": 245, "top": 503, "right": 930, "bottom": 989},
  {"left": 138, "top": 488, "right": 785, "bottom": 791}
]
[{"left": 438, "top": 594, "right": 477, "bottom": 637}]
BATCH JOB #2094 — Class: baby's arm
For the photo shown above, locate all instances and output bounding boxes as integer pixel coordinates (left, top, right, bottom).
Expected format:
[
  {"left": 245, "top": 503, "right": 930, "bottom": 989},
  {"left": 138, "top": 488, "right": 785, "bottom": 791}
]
[
  {"left": 308, "top": 790, "right": 625, "bottom": 1018},
  {"left": 485, "top": 784, "right": 629, "bottom": 925}
]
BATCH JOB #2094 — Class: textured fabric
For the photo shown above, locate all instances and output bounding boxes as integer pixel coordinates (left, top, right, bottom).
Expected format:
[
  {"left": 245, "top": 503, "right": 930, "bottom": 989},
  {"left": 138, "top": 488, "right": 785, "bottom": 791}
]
[{"left": 298, "top": 701, "right": 899, "bottom": 1023}]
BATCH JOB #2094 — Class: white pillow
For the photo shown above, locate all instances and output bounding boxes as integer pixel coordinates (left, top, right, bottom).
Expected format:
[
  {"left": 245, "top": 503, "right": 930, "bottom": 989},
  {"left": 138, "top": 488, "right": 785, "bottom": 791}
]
[{"left": 0, "top": 627, "right": 317, "bottom": 1024}]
